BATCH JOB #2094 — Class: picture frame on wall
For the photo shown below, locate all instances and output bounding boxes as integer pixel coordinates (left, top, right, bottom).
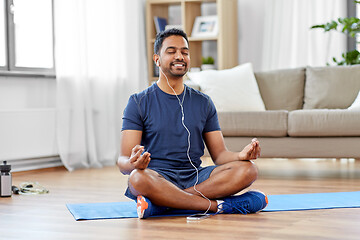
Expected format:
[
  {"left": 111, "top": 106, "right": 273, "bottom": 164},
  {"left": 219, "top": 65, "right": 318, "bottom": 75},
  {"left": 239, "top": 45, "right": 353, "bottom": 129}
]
[{"left": 191, "top": 15, "right": 218, "bottom": 38}]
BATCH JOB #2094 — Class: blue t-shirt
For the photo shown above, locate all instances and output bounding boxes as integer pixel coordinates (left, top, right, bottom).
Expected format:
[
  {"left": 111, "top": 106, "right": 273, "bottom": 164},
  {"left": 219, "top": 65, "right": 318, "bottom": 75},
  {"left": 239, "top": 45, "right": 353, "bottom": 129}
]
[{"left": 122, "top": 83, "right": 220, "bottom": 169}]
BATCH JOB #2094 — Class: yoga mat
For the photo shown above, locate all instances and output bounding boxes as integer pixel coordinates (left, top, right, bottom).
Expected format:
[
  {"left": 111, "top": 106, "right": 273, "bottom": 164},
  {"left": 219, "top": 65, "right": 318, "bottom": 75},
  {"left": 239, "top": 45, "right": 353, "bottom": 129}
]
[
  {"left": 263, "top": 191, "right": 360, "bottom": 212},
  {"left": 66, "top": 201, "right": 201, "bottom": 221},
  {"left": 66, "top": 191, "right": 360, "bottom": 221}
]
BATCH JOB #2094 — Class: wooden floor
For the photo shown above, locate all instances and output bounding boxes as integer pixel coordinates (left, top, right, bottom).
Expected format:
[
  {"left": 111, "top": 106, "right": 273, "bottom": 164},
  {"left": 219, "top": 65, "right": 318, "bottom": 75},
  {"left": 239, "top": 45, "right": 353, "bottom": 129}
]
[{"left": 1, "top": 158, "right": 360, "bottom": 240}]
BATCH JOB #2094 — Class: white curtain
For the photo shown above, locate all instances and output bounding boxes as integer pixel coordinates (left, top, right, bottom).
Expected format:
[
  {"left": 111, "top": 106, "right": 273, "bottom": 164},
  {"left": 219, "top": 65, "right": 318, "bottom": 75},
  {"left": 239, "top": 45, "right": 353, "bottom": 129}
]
[
  {"left": 262, "top": 0, "right": 347, "bottom": 71},
  {"left": 54, "top": 0, "right": 147, "bottom": 171}
]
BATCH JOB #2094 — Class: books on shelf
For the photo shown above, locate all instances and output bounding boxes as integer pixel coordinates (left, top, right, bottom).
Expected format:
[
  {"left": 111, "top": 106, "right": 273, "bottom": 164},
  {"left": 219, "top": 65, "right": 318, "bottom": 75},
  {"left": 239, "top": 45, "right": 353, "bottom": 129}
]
[{"left": 154, "top": 16, "right": 167, "bottom": 34}]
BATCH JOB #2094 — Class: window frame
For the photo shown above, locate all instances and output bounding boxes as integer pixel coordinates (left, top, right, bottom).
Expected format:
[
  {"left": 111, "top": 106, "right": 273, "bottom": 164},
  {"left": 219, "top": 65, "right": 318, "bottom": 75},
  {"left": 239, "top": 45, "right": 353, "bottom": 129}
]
[
  {"left": 0, "top": 0, "right": 55, "bottom": 77},
  {"left": 0, "top": 0, "right": 7, "bottom": 71},
  {"left": 347, "top": 0, "right": 359, "bottom": 52}
]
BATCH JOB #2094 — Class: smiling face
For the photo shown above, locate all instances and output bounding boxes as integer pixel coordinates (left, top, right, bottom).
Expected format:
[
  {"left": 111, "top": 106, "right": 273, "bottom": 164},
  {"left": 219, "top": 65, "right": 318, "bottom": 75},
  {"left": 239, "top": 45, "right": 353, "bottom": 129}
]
[{"left": 156, "top": 35, "right": 190, "bottom": 78}]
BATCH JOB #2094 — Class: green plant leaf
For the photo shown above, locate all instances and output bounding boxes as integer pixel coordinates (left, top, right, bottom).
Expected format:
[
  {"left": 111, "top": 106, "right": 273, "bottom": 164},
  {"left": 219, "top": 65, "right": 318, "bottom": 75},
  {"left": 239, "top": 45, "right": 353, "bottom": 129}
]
[
  {"left": 311, "top": 21, "right": 338, "bottom": 32},
  {"left": 310, "top": 4, "right": 360, "bottom": 66},
  {"left": 324, "top": 21, "right": 338, "bottom": 31},
  {"left": 310, "top": 24, "right": 325, "bottom": 29},
  {"left": 202, "top": 56, "right": 214, "bottom": 64},
  {"left": 332, "top": 50, "right": 360, "bottom": 66}
]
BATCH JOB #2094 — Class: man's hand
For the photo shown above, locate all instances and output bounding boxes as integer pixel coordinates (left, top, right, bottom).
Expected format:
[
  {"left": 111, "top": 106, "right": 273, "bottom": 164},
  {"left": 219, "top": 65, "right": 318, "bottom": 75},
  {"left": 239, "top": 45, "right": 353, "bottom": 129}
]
[
  {"left": 129, "top": 145, "right": 151, "bottom": 170},
  {"left": 238, "top": 138, "right": 261, "bottom": 161}
]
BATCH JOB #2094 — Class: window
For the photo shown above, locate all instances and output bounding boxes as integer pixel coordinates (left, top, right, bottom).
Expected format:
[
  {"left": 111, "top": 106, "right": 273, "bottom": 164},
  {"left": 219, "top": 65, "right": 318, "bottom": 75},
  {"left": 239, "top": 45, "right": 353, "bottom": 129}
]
[
  {"left": 1, "top": 0, "right": 54, "bottom": 75},
  {"left": 0, "top": 0, "right": 6, "bottom": 68}
]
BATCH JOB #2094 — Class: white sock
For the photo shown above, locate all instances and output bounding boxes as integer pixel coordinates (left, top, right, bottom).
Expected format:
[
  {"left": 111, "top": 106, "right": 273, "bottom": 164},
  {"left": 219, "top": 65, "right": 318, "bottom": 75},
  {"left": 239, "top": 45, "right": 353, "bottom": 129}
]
[{"left": 216, "top": 200, "right": 224, "bottom": 213}]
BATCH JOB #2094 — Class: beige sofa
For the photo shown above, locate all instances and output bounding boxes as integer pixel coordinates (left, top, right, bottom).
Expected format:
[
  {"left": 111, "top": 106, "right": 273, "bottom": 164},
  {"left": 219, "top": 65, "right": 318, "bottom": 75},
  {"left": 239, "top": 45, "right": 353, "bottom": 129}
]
[{"left": 214, "top": 65, "right": 360, "bottom": 159}]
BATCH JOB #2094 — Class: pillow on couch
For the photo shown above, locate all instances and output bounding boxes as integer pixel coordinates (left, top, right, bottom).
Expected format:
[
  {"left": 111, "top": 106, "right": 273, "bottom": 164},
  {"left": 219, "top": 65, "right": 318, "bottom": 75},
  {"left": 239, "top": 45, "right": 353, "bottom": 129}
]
[
  {"left": 255, "top": 67, "right": 305, "bottom": 111},
  {"left": 304, "top": 65, "right": 360, "bottom": 109},
  {"left": 187, "top": 63, "right": 266, "bottom": 112},
  {"left": 348, "top": 91, "right": 360, "bottom": 111}
]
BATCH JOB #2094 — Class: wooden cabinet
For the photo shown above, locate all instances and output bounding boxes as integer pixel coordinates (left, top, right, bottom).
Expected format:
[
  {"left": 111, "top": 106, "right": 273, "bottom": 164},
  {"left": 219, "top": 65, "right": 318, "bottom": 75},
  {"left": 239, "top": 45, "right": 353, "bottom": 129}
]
[{"left": 146, "top": 0, "right": 238, "bottom": 85}]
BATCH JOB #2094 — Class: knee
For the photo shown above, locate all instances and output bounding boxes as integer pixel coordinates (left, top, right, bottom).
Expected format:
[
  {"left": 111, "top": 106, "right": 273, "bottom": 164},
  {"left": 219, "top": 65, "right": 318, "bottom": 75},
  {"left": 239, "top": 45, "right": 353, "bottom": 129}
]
[
  {"left": 128, "top": 169, "right": 149, "bottom": 191},
  {"left": 245, "top": 161, "right": 258, "bottom": 182},
  {"left": 234, "top": 161, "right": 258, "bottom": 183}
]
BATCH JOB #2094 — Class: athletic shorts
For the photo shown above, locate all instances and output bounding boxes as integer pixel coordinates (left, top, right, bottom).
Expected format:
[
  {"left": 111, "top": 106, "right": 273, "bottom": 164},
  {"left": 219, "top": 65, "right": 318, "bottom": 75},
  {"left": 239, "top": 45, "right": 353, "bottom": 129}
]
[{"left": 125, "top": 165, "right": 217, "bottom": 201}]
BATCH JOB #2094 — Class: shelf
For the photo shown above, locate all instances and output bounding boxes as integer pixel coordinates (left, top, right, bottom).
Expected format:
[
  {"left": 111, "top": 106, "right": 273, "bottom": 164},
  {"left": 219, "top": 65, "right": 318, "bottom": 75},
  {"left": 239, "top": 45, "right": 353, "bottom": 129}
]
[{"left": 146, "top": 0, "right": 238, "bottom": 85}]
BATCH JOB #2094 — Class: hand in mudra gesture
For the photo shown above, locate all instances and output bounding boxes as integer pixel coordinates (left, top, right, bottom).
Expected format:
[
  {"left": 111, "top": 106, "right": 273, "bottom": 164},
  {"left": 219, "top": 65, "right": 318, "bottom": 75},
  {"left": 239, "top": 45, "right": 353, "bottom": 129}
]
[
  {"left": 238, "top": 138, "right": 261, "bottom": 160},
  {"left": 130, "top": 145, "right": 151, "bottom": 170}
]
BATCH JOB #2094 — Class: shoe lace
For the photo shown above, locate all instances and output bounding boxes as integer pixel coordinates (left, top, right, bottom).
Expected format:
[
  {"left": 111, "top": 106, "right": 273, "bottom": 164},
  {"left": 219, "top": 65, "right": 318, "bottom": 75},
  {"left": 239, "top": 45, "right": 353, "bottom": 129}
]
[
  {"left": 216, "top": 200, "right": 250, "bottom": 215},
  {"left": 231, "top": 200, "right": 250, "bottom": 214}
]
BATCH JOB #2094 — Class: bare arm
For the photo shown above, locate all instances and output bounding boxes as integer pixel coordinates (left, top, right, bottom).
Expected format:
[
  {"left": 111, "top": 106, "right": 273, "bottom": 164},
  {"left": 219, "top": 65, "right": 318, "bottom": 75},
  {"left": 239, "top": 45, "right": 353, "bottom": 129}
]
[
  {"left": 117, "top": 130, "right": 151, "bottom": 175},
  {"left": 203, "top": 131, "right": 261, "bottom": 165}
]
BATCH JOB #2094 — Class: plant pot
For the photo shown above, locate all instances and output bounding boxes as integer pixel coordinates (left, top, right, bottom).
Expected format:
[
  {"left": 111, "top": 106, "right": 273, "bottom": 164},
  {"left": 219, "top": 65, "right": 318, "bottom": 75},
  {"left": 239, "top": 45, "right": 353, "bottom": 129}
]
[{"left": 201, "top": 64, "right": 216, "bottom": 71}]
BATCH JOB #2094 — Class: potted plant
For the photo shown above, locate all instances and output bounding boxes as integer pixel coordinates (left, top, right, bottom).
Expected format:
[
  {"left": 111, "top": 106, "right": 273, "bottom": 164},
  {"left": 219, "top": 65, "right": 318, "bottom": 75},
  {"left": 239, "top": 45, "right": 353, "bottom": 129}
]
[
  {"left": 201, "top": 56, "right": 216, "bottom": 70},
  {"left": 310, "top": 0, "right": 360, "bottom": 65}
]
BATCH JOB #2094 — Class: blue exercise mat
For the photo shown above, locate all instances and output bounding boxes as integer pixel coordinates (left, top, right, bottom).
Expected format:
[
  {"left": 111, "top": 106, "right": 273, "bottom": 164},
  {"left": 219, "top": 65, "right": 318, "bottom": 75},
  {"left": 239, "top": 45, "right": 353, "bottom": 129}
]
[
  {"left": 263, "top": 191, "right": 360, "bottom": 212},
  {"left": 66, "top": 201, "right": 201, "bottom": 221},
  {"left": 66, "top": 191, "right": 360, "bottom": 221}
]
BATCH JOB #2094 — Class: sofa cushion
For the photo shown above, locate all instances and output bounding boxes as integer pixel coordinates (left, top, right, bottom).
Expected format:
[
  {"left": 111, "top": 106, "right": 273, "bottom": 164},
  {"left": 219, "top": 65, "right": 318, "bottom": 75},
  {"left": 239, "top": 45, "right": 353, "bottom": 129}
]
[
  {"left": 304, "top": 65, "right": 360, "bottom": 109},
  {"left": 218, "top": 111, "right": 288, "bottom": 137},
  {"left": 288, "top": 109, "right": 360, "bottom": 136},
  {"left": 184, "top": 80, "right": 200, "bottom": 91},
  {"left": 348, "top": 90, "right": 360, "bottom": 111},
  {"left": 254, "top": 67, "right": 305, "bottom": 111},
  {"left": 187, "top": 63, "right": 266, "bottom": 112}
]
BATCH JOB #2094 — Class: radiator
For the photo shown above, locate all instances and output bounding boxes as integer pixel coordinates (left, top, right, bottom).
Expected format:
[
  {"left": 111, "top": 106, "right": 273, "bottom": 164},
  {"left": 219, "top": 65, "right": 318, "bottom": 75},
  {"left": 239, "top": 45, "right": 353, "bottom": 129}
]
[{"left": 0, "top": 108, "right": 62, "bottom": 172}]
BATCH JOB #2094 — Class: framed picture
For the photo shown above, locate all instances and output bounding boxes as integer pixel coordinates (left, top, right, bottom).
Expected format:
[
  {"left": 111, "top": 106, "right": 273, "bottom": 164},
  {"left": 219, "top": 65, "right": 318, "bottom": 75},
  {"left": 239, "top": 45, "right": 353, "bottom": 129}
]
[{"left": 191, "top": 15, "right": 218, "bottom": 38}]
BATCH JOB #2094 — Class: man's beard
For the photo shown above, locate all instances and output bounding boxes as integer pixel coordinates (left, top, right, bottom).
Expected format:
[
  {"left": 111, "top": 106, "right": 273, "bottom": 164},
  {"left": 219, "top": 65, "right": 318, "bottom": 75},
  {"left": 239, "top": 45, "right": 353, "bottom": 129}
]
[{"left": 170, "top": 70, "right": 187, "bottom": 77}]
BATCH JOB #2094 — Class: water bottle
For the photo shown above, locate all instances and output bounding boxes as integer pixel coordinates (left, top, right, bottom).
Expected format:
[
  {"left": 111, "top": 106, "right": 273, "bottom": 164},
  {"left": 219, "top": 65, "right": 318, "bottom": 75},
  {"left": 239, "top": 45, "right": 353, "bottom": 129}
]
[{"left": 0, "top": 161, "right": 12, "bottom": 197}]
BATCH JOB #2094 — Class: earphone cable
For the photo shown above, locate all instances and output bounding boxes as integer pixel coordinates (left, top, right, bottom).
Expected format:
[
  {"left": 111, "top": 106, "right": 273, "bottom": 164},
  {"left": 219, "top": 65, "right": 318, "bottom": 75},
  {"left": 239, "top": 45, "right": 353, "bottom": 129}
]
[{"left": 159, "top": 67, "right": 212, "bottom": 215}]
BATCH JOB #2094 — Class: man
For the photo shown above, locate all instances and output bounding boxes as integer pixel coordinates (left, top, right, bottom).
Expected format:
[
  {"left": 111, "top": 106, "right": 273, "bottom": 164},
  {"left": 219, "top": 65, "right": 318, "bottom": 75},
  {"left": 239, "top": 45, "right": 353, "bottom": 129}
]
[{"left": 117, "top": 28, "right": 267, "bottom": 219}]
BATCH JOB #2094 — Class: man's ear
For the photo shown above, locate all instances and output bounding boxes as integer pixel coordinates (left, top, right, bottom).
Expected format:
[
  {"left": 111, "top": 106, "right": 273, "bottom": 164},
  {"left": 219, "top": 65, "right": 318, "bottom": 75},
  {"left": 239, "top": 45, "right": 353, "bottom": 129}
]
[{"left": 153, "top": 54, "right": 160, "bottom": 67}]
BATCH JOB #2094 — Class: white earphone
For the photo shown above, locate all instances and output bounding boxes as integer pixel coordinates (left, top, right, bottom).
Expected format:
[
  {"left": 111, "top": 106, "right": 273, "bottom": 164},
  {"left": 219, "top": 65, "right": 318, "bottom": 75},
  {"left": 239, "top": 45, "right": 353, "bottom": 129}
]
[{"left": 157, "top": 56, "right": 212, "bottom": 217}]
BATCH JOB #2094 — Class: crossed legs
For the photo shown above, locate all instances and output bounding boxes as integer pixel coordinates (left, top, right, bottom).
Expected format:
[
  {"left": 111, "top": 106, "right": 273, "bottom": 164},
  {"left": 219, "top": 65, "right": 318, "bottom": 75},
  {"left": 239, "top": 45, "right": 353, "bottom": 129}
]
[{"left": 128, "top": 160, "right": 258, "bottom": 212}]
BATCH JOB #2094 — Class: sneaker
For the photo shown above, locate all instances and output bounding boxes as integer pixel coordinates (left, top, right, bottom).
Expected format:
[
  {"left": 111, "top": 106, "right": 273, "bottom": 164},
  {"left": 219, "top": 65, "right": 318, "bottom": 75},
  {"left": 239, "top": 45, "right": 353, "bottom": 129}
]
[
  {"left": 137, "top": 195, "right": 169, "bottom": 219},
  {"left": 218, "top": 190, "right": 268, "bottom": 214}
]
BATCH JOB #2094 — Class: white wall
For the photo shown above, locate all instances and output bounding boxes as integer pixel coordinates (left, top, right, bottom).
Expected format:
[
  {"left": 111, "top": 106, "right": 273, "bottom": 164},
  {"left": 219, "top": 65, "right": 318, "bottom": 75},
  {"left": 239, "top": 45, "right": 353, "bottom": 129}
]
[
  {"left": 0, "top": 76, "right": 56, "bottom": 109},
  {"left": 0, "top": 76, "right": 60, "bottom": 170}
]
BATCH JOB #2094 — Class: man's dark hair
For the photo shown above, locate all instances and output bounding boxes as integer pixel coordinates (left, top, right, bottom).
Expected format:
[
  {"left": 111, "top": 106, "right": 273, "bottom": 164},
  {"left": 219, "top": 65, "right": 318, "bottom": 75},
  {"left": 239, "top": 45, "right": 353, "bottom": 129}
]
[{"left": 154, "top": 28, "right": 189, "bottom": 55}]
